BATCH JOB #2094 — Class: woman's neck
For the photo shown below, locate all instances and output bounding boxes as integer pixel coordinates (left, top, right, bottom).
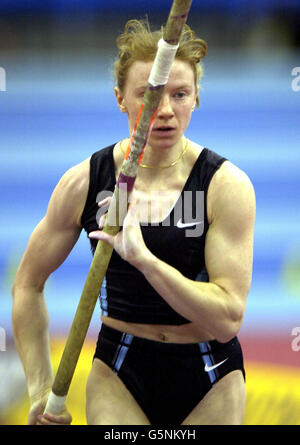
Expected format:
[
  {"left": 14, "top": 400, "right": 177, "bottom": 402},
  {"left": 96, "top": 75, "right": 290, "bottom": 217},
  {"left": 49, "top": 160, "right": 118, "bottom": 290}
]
[{"left": 121, "top": 136, "right": 188, "bottom": 170}]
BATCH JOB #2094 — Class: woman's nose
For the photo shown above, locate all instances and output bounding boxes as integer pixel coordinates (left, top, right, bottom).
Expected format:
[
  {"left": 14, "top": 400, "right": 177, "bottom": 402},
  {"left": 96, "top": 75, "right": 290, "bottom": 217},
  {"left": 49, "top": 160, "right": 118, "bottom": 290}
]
[{"left": 157, "top": 94, "right": 174, "bottom": 119}]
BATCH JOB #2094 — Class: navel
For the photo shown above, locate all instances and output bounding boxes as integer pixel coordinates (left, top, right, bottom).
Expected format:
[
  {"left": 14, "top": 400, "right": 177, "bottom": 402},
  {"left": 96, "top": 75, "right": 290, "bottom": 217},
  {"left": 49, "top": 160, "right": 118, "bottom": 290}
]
[{"left": 158, "top": 332, "right": 167, "bottom": 342}]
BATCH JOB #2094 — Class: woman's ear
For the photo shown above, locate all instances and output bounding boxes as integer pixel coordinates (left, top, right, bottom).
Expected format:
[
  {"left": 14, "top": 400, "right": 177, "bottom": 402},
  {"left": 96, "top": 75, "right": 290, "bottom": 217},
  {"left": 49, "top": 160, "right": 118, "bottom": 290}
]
[{"left": 114, "top": 87, "right": 127, "bottom": 113}]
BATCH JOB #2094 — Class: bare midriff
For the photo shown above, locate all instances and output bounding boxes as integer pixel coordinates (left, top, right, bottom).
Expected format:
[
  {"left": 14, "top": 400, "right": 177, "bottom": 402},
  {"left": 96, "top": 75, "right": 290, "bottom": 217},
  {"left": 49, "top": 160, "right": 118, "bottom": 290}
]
[{"left": 101, "top": 315, "right": 215, "bottom": 344}]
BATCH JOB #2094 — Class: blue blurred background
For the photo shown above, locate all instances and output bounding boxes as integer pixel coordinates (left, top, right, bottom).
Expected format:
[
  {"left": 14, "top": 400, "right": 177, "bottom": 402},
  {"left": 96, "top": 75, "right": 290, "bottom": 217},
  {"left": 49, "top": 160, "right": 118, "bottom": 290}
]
[{"left": 0, "top": 0, "right": 300, "bottom": 425}]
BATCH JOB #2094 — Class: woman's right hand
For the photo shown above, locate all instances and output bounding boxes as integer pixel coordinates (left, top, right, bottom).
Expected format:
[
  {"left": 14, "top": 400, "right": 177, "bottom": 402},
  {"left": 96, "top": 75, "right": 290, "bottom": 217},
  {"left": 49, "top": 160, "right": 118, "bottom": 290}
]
[
  {"left": 90, "top": 197, "right": 154, "bottom": 270},
  {"left": 28, "top": 389, "right": 72, "bottom": 425}
]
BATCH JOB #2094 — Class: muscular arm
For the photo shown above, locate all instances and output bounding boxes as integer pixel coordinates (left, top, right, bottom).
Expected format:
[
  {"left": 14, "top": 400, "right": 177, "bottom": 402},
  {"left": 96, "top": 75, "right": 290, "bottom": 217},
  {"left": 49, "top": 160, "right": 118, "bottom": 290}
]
[
  {"left": 137, "top": 162, "right": 256, "bottom": 342},
  {"left": 12, "top": 160, "right": 89, "bottom": 403}
]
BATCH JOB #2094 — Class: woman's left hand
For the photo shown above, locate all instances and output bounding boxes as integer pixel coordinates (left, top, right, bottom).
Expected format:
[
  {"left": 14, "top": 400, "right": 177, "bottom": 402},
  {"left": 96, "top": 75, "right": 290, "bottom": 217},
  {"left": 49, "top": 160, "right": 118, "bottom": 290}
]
[{"left": 89, "top": 198, "right": 153, "bottom": 269}]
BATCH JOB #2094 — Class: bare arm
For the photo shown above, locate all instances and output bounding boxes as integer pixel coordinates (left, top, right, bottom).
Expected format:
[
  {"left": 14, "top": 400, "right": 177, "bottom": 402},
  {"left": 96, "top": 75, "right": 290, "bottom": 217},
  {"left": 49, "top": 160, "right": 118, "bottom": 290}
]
[
  {"left": 139, "top": 162, "right": 255, "bottom": 342},
  {"left": 12, "top": 160, "right": 89, "bottom": 418},
  {"left": 91, "top": 161, "right": 255, "bottom": 343}
]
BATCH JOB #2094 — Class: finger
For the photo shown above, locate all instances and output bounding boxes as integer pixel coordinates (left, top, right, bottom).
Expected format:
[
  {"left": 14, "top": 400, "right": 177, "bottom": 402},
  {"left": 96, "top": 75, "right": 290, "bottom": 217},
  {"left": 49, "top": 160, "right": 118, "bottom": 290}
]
[
  {"left": 98, "top": 196, "right": 112, "bottom": 207},
  {"left": 37, "top": 413, "right": 70, "bottom": 425},
  {"left": 27, "top": 415, "right": 36, "bottom": 425},
  {"left": 36, "top": 414, "right": 54, "bottom": 425},
  {"left": 98, "top": 213, "right": 107, "bottom": 229},
  {"left": 89, "top": 230, "right": 114, "bottom": 246},
  {"left": 43, "top": 412, "right": 71, "bottom": 424}
]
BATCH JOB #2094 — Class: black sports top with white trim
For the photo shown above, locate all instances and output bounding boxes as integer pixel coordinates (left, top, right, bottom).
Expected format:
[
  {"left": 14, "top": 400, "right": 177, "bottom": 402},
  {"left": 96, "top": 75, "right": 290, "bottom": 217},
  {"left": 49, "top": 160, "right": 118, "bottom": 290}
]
[{"left": 81, "top": 143, "right": 227, "bottom": 325}]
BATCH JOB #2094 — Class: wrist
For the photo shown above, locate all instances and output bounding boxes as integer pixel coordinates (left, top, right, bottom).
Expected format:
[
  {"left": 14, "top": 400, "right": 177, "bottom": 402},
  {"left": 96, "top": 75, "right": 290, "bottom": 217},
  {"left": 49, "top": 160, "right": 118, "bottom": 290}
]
[
  {"left": 28, "top": 381, "right": 53, "bottom": 404},
  {"left": 133, "top": 250, "right": 159, "bottom": 275}
]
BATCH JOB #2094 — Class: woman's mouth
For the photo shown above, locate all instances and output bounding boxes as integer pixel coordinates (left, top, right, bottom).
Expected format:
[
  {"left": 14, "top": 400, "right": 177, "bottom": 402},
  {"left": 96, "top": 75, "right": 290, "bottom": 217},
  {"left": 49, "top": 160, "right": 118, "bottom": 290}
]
[{"left": 153, "top": 126, "right": 176, "bottom": 135}]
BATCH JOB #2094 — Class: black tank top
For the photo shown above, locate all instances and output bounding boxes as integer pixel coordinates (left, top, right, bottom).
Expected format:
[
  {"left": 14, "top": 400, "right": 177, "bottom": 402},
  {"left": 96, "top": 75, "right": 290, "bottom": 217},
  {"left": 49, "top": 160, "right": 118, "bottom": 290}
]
[{"left": 81, "top": 143, "right": 227, "bottom": 325}]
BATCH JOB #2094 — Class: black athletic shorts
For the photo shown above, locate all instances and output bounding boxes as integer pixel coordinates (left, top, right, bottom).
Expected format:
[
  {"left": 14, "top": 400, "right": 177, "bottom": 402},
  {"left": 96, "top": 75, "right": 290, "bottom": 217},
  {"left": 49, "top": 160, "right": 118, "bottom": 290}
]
[{"left": 93, "top": 324, "right": 245, "bottom": 425}]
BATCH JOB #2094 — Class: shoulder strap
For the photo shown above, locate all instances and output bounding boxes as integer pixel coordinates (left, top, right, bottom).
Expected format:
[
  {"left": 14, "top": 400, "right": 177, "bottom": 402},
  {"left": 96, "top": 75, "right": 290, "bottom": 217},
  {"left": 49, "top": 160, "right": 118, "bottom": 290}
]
[{"left": 80, "top": 143, "right": 116, "bottom": 233}]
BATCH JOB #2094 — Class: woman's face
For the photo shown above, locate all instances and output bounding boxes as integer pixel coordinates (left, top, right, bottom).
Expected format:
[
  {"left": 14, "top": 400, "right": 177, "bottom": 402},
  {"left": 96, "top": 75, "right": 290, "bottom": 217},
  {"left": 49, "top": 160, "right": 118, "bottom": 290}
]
[{"left": 115, "top": 59, "right": 197, "bottom": 150}]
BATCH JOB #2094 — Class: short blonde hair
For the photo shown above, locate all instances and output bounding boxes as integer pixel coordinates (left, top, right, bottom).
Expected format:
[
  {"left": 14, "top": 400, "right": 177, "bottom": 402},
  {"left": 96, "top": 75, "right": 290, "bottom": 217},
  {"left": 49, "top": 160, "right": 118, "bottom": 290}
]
[{"left": 114, "top": 19, "right": 207, "bottom": 107}]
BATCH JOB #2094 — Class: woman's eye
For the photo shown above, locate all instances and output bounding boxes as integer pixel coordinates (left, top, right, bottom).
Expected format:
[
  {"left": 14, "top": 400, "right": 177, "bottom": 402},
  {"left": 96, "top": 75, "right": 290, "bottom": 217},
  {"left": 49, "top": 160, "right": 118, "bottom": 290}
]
[{"left": 174, "top": 92, "right": 187, "bottom": 99}]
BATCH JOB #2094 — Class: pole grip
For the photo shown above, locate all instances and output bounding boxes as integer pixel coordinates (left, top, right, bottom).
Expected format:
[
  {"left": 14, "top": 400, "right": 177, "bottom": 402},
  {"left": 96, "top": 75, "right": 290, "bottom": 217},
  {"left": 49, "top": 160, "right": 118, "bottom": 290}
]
[{"left": 44, "top": 391, "right": 67, "bottom": 416}]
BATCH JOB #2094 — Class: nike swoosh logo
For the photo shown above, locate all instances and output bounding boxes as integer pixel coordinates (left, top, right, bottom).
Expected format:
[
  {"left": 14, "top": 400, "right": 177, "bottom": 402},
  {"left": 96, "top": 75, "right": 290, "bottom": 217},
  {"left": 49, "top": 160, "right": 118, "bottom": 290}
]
[
  {"left": 204, "top": 358, "right": 228, "bottom": 372},
  {"left": 176, "top": 219, "right": 203, "bottom": 228}
]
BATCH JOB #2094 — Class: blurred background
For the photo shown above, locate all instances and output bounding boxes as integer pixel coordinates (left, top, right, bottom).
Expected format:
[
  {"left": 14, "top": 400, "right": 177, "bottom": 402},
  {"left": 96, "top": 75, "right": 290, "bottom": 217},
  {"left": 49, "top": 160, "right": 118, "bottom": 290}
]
[{"left": 0, "top": 0, "right": 299, "bottom": 425}]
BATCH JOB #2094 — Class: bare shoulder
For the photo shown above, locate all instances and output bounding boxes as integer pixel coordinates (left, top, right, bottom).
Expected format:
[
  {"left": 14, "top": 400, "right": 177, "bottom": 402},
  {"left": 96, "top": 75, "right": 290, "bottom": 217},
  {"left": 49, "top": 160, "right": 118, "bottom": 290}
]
[
  {"left": 47, "top": 157, "right": 91, "bottom": 228},
  {"left": 57, "top": 155, "right": 90, "bottom": 185},
  {"left": 188, "top": 140, "right": 205, "bottom": 157},
  {"left": 212, "top": 160, "right": 254, "bottom": 190},
  {"left": 207, "top": 160, "right": 256, "bottom": 224}
]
